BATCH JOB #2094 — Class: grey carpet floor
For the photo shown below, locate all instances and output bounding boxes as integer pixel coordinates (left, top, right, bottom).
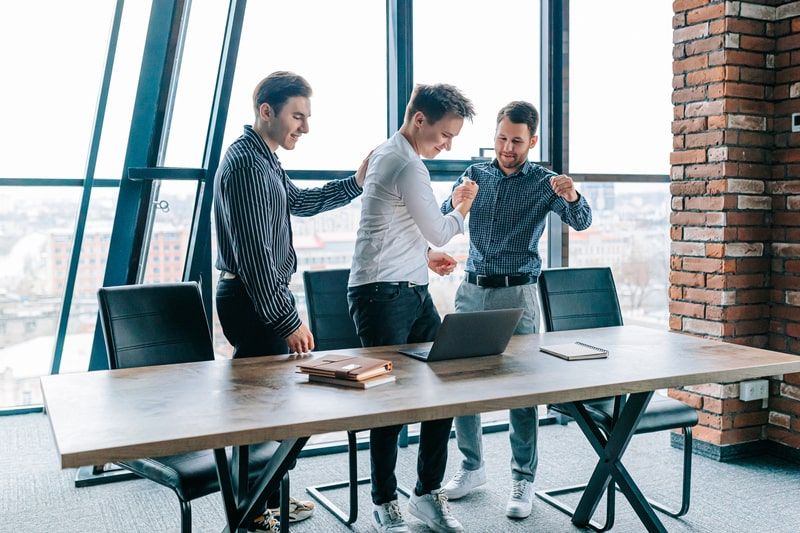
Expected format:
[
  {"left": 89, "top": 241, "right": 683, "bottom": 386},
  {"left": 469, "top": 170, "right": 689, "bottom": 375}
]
[{"left": 2, "top": 413, "right": 799, "bottom": 532}]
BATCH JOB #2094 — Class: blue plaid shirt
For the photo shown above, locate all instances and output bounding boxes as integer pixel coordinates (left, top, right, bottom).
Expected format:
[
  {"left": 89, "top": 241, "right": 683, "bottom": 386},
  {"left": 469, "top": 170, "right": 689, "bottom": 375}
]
[{"left": 441, "top": 160, "right": 592, "bottom": 278}]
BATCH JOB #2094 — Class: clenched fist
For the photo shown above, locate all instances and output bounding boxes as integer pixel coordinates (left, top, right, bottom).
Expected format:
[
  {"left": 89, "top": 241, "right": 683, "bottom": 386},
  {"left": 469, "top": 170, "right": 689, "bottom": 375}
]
[{"left": 549, "top": 174, "right": 578, "bottom": 203}]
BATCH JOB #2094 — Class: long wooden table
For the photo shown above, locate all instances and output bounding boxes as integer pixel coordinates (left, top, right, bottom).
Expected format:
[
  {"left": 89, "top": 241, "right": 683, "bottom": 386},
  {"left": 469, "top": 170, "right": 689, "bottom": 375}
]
[{"left": 42, "top": 326, "right": 800, "bottom": 532}]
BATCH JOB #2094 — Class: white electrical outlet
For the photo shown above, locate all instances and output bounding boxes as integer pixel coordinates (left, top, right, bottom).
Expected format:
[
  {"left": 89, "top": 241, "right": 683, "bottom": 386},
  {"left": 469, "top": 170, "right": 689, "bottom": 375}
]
[
  {"left": 740, "top": 379, "right": 769, "bottom": 401},
  {"left": 792, "top": 113, "right": 800, "bottom": 133}
]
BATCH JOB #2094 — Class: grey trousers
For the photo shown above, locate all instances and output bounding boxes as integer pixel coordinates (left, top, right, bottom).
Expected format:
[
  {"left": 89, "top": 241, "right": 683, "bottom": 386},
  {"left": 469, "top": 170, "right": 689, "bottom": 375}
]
[{"left": 452, "top": 279, "right": 540, "bottom": 482}]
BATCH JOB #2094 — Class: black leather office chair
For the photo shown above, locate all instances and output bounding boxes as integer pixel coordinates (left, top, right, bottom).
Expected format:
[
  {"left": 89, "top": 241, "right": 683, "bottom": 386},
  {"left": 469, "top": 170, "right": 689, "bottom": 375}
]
[
  {"left": 535, "top": 267, "right": 697, "bottom": 531},
  {"left": 97, "top": 282, "right": 289, "bottom": 533},
  {"left": 302, "top": 269, "right": 410, "bottom": 524}
]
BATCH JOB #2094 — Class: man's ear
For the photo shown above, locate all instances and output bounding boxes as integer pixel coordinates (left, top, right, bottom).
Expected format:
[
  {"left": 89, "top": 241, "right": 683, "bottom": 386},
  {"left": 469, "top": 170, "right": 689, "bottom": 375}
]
[
  {"left": 413, "top": 111, "right": 426, "bottom": 128},
  {"left": 258, "top": 102, "right": 273, "bottom": 122},
  {"left": 530, "top": 135, "right": 539, "bottom": 149}
]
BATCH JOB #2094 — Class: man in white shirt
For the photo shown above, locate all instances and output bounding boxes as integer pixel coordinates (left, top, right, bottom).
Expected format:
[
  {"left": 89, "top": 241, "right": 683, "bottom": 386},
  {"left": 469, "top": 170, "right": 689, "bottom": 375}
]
[{"left": 348, "top": 84, "right": 477, "bottom": 533}]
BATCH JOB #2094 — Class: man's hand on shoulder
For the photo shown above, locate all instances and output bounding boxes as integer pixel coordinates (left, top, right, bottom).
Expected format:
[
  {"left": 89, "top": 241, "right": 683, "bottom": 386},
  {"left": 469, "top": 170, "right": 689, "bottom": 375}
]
[
  {"left": 428, "top": 250, "right": 457, "bottom": 276},
  {"left": 549, "top": 174, "right": 578, "bottom": 203},
  {"left": 286, "top": 323, "right": 315, "bottom": 354}
]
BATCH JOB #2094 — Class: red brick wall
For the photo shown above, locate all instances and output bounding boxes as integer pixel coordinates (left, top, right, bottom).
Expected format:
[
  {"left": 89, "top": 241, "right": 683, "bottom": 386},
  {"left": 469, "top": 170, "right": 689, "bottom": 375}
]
[
  {"left": 766, "top": 1, "right": 800, "bottom": 453},
  {"left": 670, "top": 0, "right": 800, "bottom": 460}
]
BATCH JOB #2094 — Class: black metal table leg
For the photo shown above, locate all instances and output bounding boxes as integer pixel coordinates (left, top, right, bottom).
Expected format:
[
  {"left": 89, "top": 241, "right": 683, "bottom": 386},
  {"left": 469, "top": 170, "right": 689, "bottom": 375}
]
[
  {"left": 566, "top": 391, "right": 667, "bottom": 533},
  {"left": 233, "top": 445, "right": 249, "bottom": 533},
  {"left": 214, "top": 448, "right": 239, "bottom": 533},
  {"left": 215, "top": 437, "right": 309, "bottom": 533}
]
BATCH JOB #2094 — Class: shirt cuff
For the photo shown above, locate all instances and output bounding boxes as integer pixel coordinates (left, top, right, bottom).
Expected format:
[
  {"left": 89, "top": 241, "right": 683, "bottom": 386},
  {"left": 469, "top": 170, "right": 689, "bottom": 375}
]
[
  {"left": 566, "top": 192, "right": 586, "bottom": 207},
  {"left": 447, "top": 209, "right": 465, "bottom": 233},
  {"left": 342, "top": 174, "right": 363, "bottom": 199},
  {"left": 273, "top": 310, "right": 303, "bottom": 339}
]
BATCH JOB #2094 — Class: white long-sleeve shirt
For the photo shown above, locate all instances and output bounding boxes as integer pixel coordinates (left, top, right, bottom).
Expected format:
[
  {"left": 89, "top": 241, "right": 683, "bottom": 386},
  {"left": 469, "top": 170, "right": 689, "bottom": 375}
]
[{"left": 349, "top": 132, "right": 464, "bottom": 287}]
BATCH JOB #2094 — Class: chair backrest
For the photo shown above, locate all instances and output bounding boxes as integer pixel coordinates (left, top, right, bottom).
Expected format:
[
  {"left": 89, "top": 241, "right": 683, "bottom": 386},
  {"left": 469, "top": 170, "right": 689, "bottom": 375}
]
[
  {"left": 303, "top": 269, "right": 362, "bottom": 351},
  {"left": 97, "top": 282, "right": 215, "bottom": 369},
  {"left": 538, "top": 267, "right": 624, "bottom": 332}
]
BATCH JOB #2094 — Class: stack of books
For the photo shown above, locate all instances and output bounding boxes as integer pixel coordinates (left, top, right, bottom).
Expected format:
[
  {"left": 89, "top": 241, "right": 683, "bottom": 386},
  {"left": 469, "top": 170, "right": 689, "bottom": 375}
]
[{"left": 297, "top": 354, "right": 396, "bottom": 389}]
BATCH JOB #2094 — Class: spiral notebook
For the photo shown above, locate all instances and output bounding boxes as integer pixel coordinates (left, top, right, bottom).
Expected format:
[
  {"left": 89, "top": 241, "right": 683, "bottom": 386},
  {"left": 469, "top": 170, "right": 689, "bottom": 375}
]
[{"left": 540, "top": 341, "right": 608, "bottom": 361}]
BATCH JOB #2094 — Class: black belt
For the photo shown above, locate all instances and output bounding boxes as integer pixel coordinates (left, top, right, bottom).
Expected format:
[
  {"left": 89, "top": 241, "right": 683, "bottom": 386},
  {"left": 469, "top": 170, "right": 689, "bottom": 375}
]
[
  {"left": 360, "top": 281, "right": 426, "bottom": 289},
  {"left": 466, "top": 272, "right": 535, "bottom": 288}
]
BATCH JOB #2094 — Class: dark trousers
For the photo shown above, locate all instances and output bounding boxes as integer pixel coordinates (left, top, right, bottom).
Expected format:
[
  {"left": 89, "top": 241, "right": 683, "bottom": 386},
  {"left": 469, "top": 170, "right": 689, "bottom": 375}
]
[
  {"left": 216, "top": 277, "right": 289, "bottom": 508},
  {"left": 216, "top": 277, "right": 289, "bottom": 358},
  {"left": 348, "top": 282, "right": 453, "bottom": 505}
]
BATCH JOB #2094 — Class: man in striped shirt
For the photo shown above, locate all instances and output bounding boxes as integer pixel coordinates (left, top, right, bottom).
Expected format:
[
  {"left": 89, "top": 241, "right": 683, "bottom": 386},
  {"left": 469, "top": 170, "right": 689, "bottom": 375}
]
[
  {"left": 213, "top": 71, "right": 368, "bottom": 531},
  {"left": 348, "top": 84, "right": 477, "bottom": 533},
  {"left": 441, "top": 101, "right": 592, "bottom": 520}
]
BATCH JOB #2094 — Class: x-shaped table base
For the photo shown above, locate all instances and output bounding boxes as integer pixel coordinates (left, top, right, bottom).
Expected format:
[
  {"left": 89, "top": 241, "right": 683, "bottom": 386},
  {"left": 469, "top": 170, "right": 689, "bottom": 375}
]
[
  {"left": 214, "top": 437, "right": 310, "bottom": 532},
  {"left": 564, "top": 391, "right": 667, "bottom": 533}
]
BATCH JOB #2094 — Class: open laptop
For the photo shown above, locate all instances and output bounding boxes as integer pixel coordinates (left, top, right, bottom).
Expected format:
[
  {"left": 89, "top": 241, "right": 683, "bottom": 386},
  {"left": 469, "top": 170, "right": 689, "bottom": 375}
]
[{"left": 398, "top": 308, "right": 524, "bottom": 362}]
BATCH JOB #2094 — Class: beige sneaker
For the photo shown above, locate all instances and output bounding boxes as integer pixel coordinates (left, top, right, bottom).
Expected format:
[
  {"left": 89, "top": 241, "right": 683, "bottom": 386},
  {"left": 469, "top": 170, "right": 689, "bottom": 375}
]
[
  {"left": 250, "top": 509, "right": 280, "bottom": 532},
  {"left": 269, "top": 496, "right": 315, "bottom": 522}
]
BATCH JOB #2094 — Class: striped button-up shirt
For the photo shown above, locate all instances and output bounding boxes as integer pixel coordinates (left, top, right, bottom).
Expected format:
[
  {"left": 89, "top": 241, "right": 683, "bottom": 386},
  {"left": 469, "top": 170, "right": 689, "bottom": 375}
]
[
  {"left": 441, "top": 160, "right": 592, "bottom": 278},
  {"left": 214, "top": 125, "right": 362, "bottom": 337}
]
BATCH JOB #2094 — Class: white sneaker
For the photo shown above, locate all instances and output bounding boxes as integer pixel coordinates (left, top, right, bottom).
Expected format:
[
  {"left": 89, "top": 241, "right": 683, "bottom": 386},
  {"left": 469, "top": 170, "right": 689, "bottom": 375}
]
[
  {"left": 506, "top": 479, "right": 534, "bottom": 518},
  {"left": 443, "top": 466, "right": 487, "bottom": 500},
  {"left": 371, "top": 500, "right": 409, "bottom": 533},
  {"left": 408, "top": 488, "right": 464, "bottom": 533}
]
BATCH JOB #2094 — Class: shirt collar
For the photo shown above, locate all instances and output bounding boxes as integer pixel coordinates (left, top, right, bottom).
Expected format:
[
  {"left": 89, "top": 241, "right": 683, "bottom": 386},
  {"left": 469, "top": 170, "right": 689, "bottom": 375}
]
[
  {"left": 243, "top": 125, "right": 280, "bottom": 167},
  {"left": 393, "top": 131, "right": 421, "bottom": 161},
  {"left": 491, "top": 159, "right": 532, "bottom": 179}
]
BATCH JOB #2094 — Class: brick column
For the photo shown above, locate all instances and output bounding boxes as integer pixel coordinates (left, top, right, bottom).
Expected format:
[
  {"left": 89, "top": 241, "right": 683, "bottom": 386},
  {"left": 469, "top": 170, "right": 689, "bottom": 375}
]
[
  {"left": 670, "top": 0, "right": 800, "bottom": 461},
  {"left": 766, "top": 1, "right": 800, "bottom": 455}
]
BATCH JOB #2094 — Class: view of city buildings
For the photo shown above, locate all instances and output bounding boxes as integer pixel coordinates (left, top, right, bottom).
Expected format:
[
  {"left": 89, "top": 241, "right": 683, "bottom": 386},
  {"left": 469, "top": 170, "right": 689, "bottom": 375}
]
[{"left": 1, "top": 180, "right": 669, "bottom": 408}]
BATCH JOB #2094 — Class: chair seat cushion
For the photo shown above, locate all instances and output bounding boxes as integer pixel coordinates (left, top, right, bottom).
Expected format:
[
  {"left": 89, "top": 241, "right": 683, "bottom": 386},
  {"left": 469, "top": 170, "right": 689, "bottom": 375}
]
[
  {"left": 586, "top": 396, "right": 698, "bottom": 435},
  {"left": 552, "top": 396, "right": 698, "bottom": 435},
  {"left": 119, "top": 441, "right": 281, "bottom": 501}
]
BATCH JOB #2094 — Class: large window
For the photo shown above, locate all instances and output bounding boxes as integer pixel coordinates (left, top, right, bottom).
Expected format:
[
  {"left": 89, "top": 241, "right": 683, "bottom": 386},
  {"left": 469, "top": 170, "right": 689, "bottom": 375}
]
[
  {"left": 414, "top": 0, "right": 542, "bottom": 162},
  {"left": 0, "top": 189, "right": 80, "bottom": 406},
  {"left": 570, "top": 183, "right": 670, "bottom": 326},
  {"left": 569, "top": 1, "right": 673, "bottom": 174},
  {"left": 2, "top": 2, "right": 670, "bottom": 412},
  {"left": 567, "top": 1, "right": 672, "bottom": 328},
  {"left": 223, "top": 0, "right": 387, "bottom": 171},
  {"left": 0, "top": 1, "right": 151, "bottom": 409}
]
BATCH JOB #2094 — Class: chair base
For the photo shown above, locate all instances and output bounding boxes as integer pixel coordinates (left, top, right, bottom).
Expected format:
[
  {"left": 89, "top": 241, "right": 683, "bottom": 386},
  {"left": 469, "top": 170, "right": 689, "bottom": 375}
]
[
  {"left": 74, "top": 464, "right": 139, "bottom": 488},
  {"left": 306, "top": 429, "right": 415, "bottom": 525},
  {"left": 536, "top": 426, "right": 692, "bottom": 529},
  {"left": 306, "top": 476, "right": 412, "bottom": 525},
  {"left": 535, "top": 483, "right": 615, "bottom": 531}
]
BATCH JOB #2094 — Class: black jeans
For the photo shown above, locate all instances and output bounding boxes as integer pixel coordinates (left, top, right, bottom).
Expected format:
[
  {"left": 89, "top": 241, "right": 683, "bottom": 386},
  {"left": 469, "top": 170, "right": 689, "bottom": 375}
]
[
  {"left": 216, "top": 277, "right": 290, "bottom": 358},
  {"left": 216, "top": 276, "right": 289, "bottom": 508},
  {"left": 348, "top": 282, "right": 453, "bottom": 505}
]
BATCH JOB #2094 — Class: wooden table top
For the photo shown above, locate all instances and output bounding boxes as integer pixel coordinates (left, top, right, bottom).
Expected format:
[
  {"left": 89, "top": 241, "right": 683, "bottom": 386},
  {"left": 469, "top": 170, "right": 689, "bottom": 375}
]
[{"left": 42, "top": 325, "right": 800, "bottom": 468}]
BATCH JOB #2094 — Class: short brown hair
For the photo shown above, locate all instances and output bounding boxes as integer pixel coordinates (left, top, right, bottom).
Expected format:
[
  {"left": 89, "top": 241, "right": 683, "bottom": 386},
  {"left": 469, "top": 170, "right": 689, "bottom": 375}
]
[
  {"left": 496, "top": 101, "right": 539, "bottom": 137},
  {"left": 405, "top": 83, "right": 475, "bottom": 124},
  {"left": 253, "top": 71, "right": 312, "bottom": 117}
]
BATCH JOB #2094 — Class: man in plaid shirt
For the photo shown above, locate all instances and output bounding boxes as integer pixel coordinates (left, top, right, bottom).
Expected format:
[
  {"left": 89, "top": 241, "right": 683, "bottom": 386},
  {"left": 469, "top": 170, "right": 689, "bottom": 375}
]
[{"left": 440, "top": 101, "right": 592, "bottom": 520}]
